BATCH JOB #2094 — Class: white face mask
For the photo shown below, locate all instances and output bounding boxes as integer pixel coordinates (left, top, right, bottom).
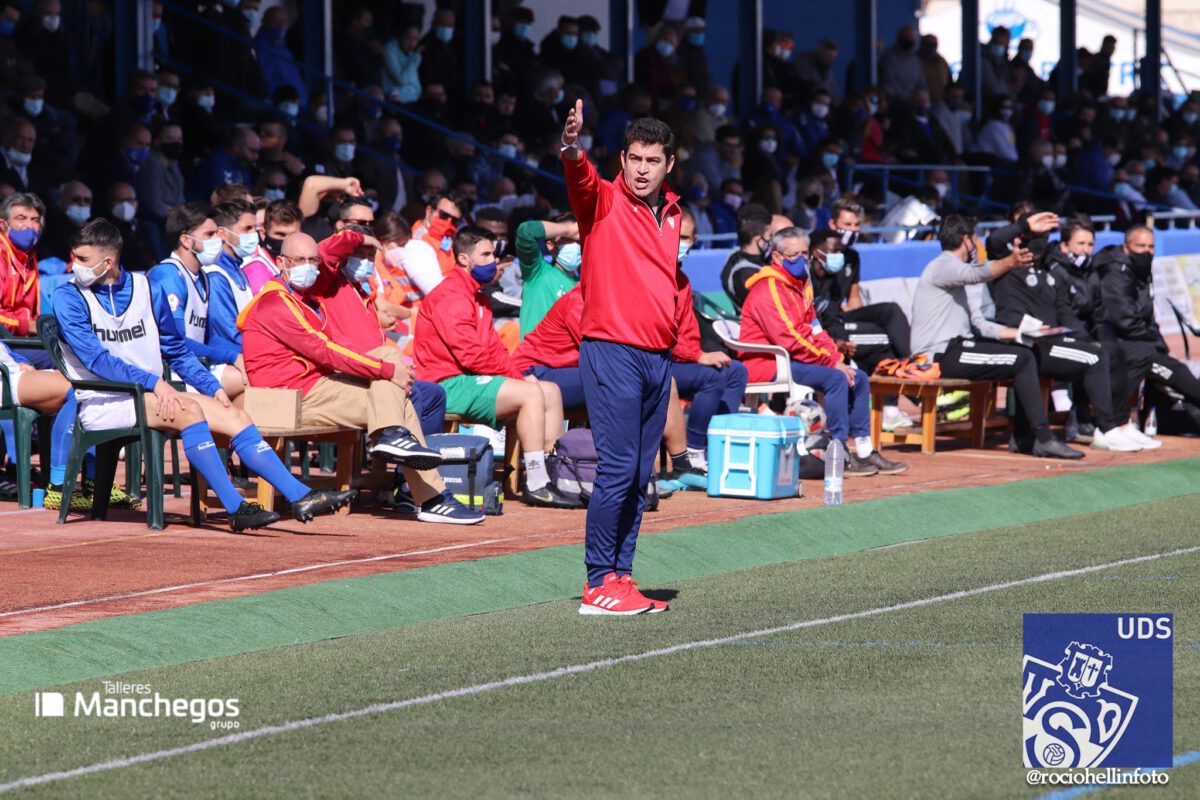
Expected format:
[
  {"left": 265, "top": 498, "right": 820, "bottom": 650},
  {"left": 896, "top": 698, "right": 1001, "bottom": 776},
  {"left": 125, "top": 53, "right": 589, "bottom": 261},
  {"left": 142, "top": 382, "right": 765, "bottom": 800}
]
[
  {"left": 111, "top": 201, "right": 136, "bottom": 222},
  {"left": 192, "top": 236, "right": 223, "bottom": 266},
  {"left": 933, "top": 182, "right": 950, "bottom": 199},
  {"left": 286, "top": 262, "right": 319, "bottom": 289},
  {"left": 811, "top": 103, "right": 830, "bottom": 119},
  {"left": 1054, "top": 153, "right": 1068, "bottom": 169},
  {"left": 1041, "top": 154, "right": 1055, "bottom": 169},
  {"left": 759, "top": 138, "right": 779, "bottom": 155},
  {"left": 72, "top": 257, "right": 109, "bottom": 288},
  {"left": 230, "top": 230, "right": 260, "bottom": 258},
  {"left": 708, "top": 103, "right": 727, "bottom": 118}
]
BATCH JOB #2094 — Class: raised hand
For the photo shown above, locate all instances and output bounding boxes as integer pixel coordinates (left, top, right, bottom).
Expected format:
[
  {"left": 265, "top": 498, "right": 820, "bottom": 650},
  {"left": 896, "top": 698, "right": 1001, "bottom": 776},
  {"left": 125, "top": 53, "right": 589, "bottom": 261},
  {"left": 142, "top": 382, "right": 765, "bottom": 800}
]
[{"left": 562, "top": 99, "right": 584, "bottom": 147}]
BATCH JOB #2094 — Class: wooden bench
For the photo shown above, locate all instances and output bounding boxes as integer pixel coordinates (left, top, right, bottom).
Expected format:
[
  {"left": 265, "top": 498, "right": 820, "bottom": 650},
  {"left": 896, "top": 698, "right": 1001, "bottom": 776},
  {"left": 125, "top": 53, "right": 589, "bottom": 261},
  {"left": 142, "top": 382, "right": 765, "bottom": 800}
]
[{"left": 869, "top": 376, "right": 1052, "bottom": 455}]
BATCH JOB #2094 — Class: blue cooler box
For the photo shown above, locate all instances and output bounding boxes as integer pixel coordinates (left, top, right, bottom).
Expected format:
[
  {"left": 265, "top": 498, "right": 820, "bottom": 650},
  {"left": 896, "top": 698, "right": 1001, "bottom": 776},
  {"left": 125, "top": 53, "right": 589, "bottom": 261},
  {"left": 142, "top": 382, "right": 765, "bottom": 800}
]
[{"left": 706, "top": 414, "right": 802, "bottom": 499}]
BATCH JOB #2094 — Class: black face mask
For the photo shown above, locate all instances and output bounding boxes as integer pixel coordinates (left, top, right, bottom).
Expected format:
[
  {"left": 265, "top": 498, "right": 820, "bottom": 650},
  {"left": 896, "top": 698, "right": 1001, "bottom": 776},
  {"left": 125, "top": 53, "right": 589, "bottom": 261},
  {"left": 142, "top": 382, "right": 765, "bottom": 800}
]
[
  {"left": 804, "top": 193, "right": 821, "bottom": 209},
  {"left": 262, "top": 235, "right": 285, "bottom": 259},
  {"left": 1025, "top": 236, "right": 1049, "bottom": 261},
  {"left": 1128, "top": 250, "right": 1154, "bottom": 274},
  {"left": 160, "top": 141, "right": 184, "bottom": 160},
  {"left": 836, "top": 228, "right": 859, "bottom": 247}
]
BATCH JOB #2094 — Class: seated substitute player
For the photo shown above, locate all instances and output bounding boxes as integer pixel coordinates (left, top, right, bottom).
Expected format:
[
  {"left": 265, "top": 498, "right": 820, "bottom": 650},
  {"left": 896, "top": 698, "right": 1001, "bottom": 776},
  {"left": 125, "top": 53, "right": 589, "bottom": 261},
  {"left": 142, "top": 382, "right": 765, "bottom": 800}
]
[
  {"left": 203, "top": 199, "right": 263, "bottom": 399},
  {"left": 415, "top": 226, "right": 580, "bottom": 508},
  {"left": 515, "top": 213, "right": 580, "bottom": 336},
  {"left": 738, "top": 226, "right": 907, "bottom": 477},
  {"left": 55, "top": 220, "right": 354, "bottom": 531}
]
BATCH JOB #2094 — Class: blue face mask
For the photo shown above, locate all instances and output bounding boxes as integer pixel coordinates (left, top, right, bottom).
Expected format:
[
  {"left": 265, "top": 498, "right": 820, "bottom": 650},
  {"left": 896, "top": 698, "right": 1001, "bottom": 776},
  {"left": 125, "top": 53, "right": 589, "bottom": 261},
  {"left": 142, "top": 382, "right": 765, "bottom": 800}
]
[
  {"left": 440, "top": 236, "right": 454, "bottom": 251},
  {"left": 343, "top": 256, "right": 375, "bottom": 283},
  {"left": 782, "top": 255, "right": 808, "bottom": 280},
  {"left": 656, "top": 40, "right": 675, "bottom": 58},
  {"left": 382, "top": 135, "right": 402, "bottom": 153},
  {"left": 581, "top": 31, "right": 598, "bottom": 47},
  {"left": 821, "top": 152, "right": 839, "bottom": 169},
  {"left": 335, "top": 143, "right": 356, "bottom": 163},
  {"left": 232, "top": 230, "right": 260, "bottom": 258},
  {"left": 678, "top": 242, "right": 692, "bottom": 261},
  {"left": 1174, "top": 146, "right": 1191, "bottom": 160},
  {"left": 287, "top": 263, "right": 319, "bottom": 290},
  {"left": 687, "top": 184, "right": 707, "bottom": 202},
  {"left": 280, "top": 101, "right": 299, "bottom": 118},
  {"left": 687, "top": 32, "right": 705, "bottom": 47},
  {"left": 126, "top": 146, "right": 150, "bottom": 165},
  {"left": 823, "top": 251, "right": 846, "bottom": 273},
  {"left": 515, "top": 23, "right": 533, "bottom": 41},
  {"left": 436, "top": 26, "right": 454, "bottom": 43},
  {"left": 561, "top": 34, "right": 578, "bottom": 50},
  {"left": 0, "top": 18, "right": 16, "bottom": 37},
  {"left": 156, "top": 87, "right": 178, "bottom": 107},
  {"left": 556, "top": 242, "right": 582, "bottom": 273},
  {"left": 243, "top": 9, "right": 259, "bottom": 28},
  {"left": 553, "top": 89, "right": 565, "bottom": 105},
  {"left": 990, "top": 44, "right": 1006, "bottom": 59},
  {"left": 498, "top": 143, "right": 518, "bottom": 159},
  {"left": 264, "top": 188, "right": 286, "bottom": 202},
  {"left": 1038, "top": 100, "right": 1056, "bottom": 115},
  {"left": 470, "top": 260, "right": 498, "bottom": 284}
]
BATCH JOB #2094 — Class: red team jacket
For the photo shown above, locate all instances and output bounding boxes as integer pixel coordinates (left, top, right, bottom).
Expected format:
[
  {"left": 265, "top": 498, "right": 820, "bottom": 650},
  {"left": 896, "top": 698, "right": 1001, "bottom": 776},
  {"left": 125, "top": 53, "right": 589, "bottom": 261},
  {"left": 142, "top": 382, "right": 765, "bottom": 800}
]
[
  {"left": 738, "top": 263, "right": 841, "bottom": 383},
  {"left": 671, "top": 271, "right": 703, "bottom": 363},
  {"left": 511, "top": 286, "right": 584, "bottom": 372},
  {"left": 414, "top": 267, "right": 523, "bottom": 383},
  {"left": 311, "top": 229, "right": 389, "bottom": 353},
  {"left": 0, "top": 232, "right": 39, "bottom": 335},
  {"left": 562, "top": 153, "right": 682, "bottom": 351},
  {"left": 237, "top": 277, "right": 397, "bottom": 396}
]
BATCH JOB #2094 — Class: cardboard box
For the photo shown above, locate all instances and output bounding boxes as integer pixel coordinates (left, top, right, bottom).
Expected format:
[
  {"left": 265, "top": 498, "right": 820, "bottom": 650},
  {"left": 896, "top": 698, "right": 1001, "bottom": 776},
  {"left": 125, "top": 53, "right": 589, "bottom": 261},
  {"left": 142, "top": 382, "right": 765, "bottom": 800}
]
[{"left": 242, "top": 387, "right": 302, "bottom": 430}]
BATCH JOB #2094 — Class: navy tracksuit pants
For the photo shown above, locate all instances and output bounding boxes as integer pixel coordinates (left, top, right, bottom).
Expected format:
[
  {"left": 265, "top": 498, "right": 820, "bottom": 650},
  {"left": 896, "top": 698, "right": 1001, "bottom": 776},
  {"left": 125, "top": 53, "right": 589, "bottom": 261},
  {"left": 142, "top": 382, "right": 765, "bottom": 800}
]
[
  {"left": 580, "top": 338, "right": 671, "bottom": 588},
  {"left": 410, "top": 380, "right": 446, "bottom": 438},
  {"left": 671, "top": 360, "right": 749, "bottom": 450},
  {"left": 526, "top": 365, "right": 587, "bottom": 410}
]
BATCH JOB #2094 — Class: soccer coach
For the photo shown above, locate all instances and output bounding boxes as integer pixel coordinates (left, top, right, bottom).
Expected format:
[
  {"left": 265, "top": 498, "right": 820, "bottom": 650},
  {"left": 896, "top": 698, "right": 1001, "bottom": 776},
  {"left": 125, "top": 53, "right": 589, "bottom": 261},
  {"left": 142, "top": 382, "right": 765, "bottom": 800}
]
[{"left": 561, "top": 99, "right": 681, "bottom": 616}]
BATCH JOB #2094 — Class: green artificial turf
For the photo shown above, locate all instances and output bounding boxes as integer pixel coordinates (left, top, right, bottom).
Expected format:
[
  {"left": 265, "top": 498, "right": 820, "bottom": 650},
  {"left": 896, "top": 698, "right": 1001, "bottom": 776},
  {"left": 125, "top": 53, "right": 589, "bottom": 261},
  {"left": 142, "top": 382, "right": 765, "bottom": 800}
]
[
  {"left": 1, "top": 493, "right": 1198, "bottom": 798},
  {"left": 3, "top": 457, "right": 1199, "bottom": 696}
]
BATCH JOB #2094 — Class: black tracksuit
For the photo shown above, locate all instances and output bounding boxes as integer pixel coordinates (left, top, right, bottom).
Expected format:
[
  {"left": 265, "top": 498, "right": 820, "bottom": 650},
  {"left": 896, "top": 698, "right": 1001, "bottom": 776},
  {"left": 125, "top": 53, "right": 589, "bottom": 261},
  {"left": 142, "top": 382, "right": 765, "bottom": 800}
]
[{"left": 809, "top": 247, "right": 912, "bottom": 374}]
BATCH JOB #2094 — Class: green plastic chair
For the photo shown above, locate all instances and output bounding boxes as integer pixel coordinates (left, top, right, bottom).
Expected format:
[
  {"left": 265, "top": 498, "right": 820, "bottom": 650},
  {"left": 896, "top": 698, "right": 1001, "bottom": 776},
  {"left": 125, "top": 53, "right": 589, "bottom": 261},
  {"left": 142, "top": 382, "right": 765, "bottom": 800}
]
[
  {"left": 0, "top": 361, "right": 43, "bottom": 508},
  {"left": 39, "top": 317, "right": 199, "bottom": 530}
]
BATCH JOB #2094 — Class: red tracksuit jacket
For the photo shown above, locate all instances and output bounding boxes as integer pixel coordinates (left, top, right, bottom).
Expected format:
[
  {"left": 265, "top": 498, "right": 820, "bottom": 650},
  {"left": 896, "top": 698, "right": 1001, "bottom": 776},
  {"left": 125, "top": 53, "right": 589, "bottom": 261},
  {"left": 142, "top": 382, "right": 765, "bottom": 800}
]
[
  {"left": 562, "top": 152, "right": 682, "bottom": 351},
  {"left": 414, "top": 268, "right": 522, "bottom": 382},
  {"left": 671, "top": 271, "right": 703, "bottom": 363},
  {"left": 238, "top": 276, "right": 396, "bottom": 396},
  {"left": 512, "top": 286, "right": 584, "bottom": 372},
  {"left": 738, "top": 263, "right": 841, "bottom": 383},
  {"left": 0, "top": 232, "right": 39, "bottom": 335},
  {"left": 312, "top": 229, "right": 388, "bottom": 353}
]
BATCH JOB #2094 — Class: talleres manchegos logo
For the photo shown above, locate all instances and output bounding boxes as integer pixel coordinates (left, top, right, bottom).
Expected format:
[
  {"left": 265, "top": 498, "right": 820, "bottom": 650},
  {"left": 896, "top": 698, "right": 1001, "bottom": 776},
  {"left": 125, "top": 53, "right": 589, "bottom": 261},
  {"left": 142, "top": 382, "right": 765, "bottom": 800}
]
[
  {"left": 34, "top": 681, "right": 241, "bottom": 731},
  {"left": 1023, "top": 613, "right": 1172, "bottom": 768}
]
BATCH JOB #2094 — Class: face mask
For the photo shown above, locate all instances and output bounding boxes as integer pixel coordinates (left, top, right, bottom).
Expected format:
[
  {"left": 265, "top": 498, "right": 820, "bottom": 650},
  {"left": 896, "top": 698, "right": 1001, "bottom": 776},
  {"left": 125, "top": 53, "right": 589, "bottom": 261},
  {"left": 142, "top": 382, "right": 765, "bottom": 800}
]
[
  {"left": 555, "top": 242, "right": 582, "bottom": 273},
  {"left": 1107, "top": 152, "right": 1122, "bottom": 166},
  {"left": 280, "top": 101, "right": 299, "bottom": 118},
  {"left": 578, "top": 134, "right": 594, "bottom": 151},
  {"left": 343, "top": 256, "right": 374, "bottom": 283},
  {"left": 678, "top": 97, "right": 697, "bottom": 112},
  {"left": 489, "top": 30, "right": 501, "bottom": 46},
  {"left": 42, "top": 15, "right": 61, "bottom": 33},
  {"left": 915, "top": 105, "right": 930, "bottom": 119},
  {"left": 287, "top": 262, "right": 319, "bottom": 289},
  {"left": 933, "top": 182, "right": 950, "bottom": 199},
  {"left": 126, "top": 146, "right": 150, "bottom": 165},
  {"left": 779, "top": 48, "right": 793, "bottom": 61},
  {"left": 157, "top": 86, "right": 178, "bottom": 107},
  {"left": 656, "top": 40, "right": 674, "bottom": 58},
  {"left": 560, "top": 34, "right": 578, "bottom": 50},
  {"left": 470, "top": 260, "right": 498, "bottom": 284},
  {"left": 1018, "top": 50, "right": 1032, "bottom": 62},
  {"left": 436, "top": 26, "right": 454, "bottom": 43},
  {"left": 581, "top": 31, "right": 598, "bottom": 47},
  {"left": 65, "top": 205, "right": 90, "bottom": 225},
  {"left": 687, "top": 32, "right": 704, "bottom": 46},
  {"left": 111, "top": 201, "right": 136, "bottom": 222},
  {"left": 990, "top": 44, "right": 1006, "bottom": 59},
  {"left": 243, "top": 9, "right": 259, "bottom": 28},
  {"left": 957, "top": 109, "right": 973, "bottom": 122},
  {"left": 687, "top": 184, "right": 707, "bottom": 202},
  {"left": 1041, "top": 154, "right": 1055, "bottom": 169},
  {"left": 72, "top": 258, "right": 108, "bottom": 288},
  {"left": 264, "top": 187, "right": 286, "bottom": 202},
  {"left": 965, "top": 239, "right": 978, "bottom": 264},
  {"left": 868, "top": 98, "right": 879, "bottom": 114},
  {"left": 161, "top": 141, "right": 184, "bottom": 160},
  {"left": 498, "top": 143, "right": 517, "bottom": 159},
  {"left": 22, "top": 98, "right": 43, "bottom": 117},
  {"left": 836, "top": 229, "right": 858, "bottom": 247},
  {"left": 1110, "top": 108, "right": 1126, "bottom": 122},
  {"left": 804, "top": 193, "right": 821, "bottom": 209},
  {"left": 7, "top": 226, "right": 38, "bottom": 251},
  {"left": 1143, "top": 158, "right": 1157, "bottom": 170},
  {"left": 823, "top": 251, "right": 846, "bottom": 273},
  {"left": 723, "top": 192, "right": 742, "bottom": 210},
  {"left": 1128, "top": 251, "right": 1153, "bottom": 273},
  {"left": 197, "top": 94, "right": 216, "bottom": 112},
  {"left": 1174, "top": 146, "right": 1190, "bottom": 160},
  {"left": 553, "top": 89, "right": 565, "bottom": 105},
  {"left": 1114, "top": 181, "right": 1134, "bottom": 198},
  {"left": 761, "top": 239, "right": 774, "bottom": 259},
  {"left": 821, "top": 152, "right": 839, "bottom": 169},
  {"left": 441, "top": 236, "right": 454, "bottom": 251},
  {"left": 1054, "top": 153, "right": 1068, "bottom": 168},
  {"left": 261, "top": 235, "right": 284, "bottom": 259},
  {"left": 678, "top": 242, "right": 692, "bottom": 261},
  {"left": 0, "top": 19, "right": 16, "bottom": 37},
  {"left": 231, "top": 230, "right": 260, "bottom": 258},
  {"left": 1038, "top": 100, "right": 1055, "bottom": 115},
  {"left": 709, "top": 103, "right": 727, "bottom": 118},
  {"left": 314, "top": 105, "right": 329, "bottom": 125},
  {"left": 193, "top": 236, "right": 223, "bottom": 266},
  {"left": 380, "top": 135, "right": 402, "bottom": 153},
  {"left": 4, "top": 148, "right": 31, "bottom": 167},
  {"left": 334, "top": 143, "right": 356, "bottom": 163},
  {"left": 999, "top": 108, "right": 1014, "bottom": 121},
  {"left": 1185, "top": 113, "right": 1199, "bottom": 125},
  {"left": 1128, "top": 174, "right": 1146, "bottom": 190},
  {"left": 515, "top": 23, "right": 533, "bottom": 41},
  {"left": 1069, "top": 252, "right": 1091, "bottom": 269},
  {"left": 759, "top": 138, "right": 778, "bottom": 155},
  {"left": 154, "top": 18, "right": 163, "bottom": 34},
  {"left": 811, "top": 102, "right": 830, "bottom": 119},
  {"left": 782, "top": 255, "right": 807, "bottom": 280}
]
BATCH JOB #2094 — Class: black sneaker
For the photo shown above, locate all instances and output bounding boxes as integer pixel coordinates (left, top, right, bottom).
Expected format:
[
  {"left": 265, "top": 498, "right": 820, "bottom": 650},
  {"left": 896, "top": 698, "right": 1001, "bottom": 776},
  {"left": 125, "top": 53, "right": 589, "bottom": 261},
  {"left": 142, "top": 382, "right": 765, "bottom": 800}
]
[
  {"left": 417, "top": 491, "right": 485, "bottom": 525},
  {"left": 1008, "top": 434, "right": 1034, "bottom": 454},
  {"left": 1072, "top": 422, "right": 1096, "bottom": 443},
  {"left": 1032, "top": 437, "right": 1086, "bottom": 460},
  {"left": 844, "top": 452, "right": 879, "bottom": 477},
  {"left": 391, "top": 482, "right": 419, "bottom": 514},
  {"left": 864, "top": 451, "right": 908, "bottom": 475},
  {"left": 369, "top": 427, "right": 443, "bottom": 470},
  {"left": 521, "top": 483, "right": 585, "bottom": 509},
  {"left": 290, "top": 488, "right": 358, "bottom": 522},
  {"left": 230, "top": 501, "right": 281, "bottom": 532}
]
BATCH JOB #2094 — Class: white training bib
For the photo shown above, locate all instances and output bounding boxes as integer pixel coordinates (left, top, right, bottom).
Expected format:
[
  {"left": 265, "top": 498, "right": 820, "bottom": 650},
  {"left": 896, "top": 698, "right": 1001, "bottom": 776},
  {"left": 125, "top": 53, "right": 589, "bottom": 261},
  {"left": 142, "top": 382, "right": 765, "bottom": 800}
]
[
  {"left": 204, "top": 261, "right": 255, "bottom": 313},
  {"left": 160, "top": 256, "right": 208, "bottom": 342},
  {"left": 62, "top": 272, "right": 163, "bottom": 407}
]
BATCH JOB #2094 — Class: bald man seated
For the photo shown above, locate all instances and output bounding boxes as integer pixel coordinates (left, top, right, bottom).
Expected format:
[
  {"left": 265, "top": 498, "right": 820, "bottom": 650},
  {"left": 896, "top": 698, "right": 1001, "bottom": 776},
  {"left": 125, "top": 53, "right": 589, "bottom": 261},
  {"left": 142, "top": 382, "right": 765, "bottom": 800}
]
[{"left": 238, "top": 232, "right": 484, "bottom": 525}]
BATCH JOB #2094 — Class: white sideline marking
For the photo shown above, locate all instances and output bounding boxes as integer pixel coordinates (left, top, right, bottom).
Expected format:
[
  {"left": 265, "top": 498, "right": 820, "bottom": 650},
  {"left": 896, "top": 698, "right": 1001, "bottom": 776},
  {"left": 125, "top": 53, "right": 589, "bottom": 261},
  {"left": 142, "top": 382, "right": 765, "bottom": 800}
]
[{"left": 3, "top": 543, "right": 1200, "bottom": 793}]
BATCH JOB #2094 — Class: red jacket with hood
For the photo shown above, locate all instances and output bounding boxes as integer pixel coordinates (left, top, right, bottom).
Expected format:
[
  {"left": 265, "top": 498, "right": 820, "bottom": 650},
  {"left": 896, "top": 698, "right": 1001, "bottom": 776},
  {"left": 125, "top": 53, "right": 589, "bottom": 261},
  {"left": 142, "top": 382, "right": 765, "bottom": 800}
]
[
  {"left": 414, "top": 267, "right": 523, "bottom": 382},
  {"left": 737, "top": 262, "right": 841, "bottom": 382}
]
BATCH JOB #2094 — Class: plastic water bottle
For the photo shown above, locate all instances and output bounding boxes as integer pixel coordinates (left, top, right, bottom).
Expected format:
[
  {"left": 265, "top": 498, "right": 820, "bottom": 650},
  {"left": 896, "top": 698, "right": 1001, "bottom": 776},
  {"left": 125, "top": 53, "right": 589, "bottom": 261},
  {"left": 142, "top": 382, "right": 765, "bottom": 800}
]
[
  {"left": 1145, "top": 407, "right": 1158, "bottom": 437},
  {"left": 823, "top": 440, "right": 845, "bottom": 506}
]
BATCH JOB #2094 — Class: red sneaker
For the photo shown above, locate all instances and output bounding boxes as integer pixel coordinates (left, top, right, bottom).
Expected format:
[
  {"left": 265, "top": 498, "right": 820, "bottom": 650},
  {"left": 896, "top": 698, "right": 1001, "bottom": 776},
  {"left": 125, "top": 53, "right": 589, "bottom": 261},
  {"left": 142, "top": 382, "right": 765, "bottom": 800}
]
[
  {"left": 579, "top": 572, "right": 655, "bottom": 616},
  {"left": 618, "top": 574, "right": 669, "bottom": 613}
]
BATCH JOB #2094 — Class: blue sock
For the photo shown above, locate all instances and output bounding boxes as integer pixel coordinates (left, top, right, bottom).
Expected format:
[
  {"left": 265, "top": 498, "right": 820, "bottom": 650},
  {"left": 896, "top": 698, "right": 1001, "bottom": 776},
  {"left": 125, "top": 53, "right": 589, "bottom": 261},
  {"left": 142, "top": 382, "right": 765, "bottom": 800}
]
[
  {"left": 181, "top": 421, "right": 243, "bottom": 514},
  {"left": 49, "top": 392, "right": 75, "bottom": 486},
  {"left": 84, "top": 451, "right": 95, "bottom": 480},
  {"left": 230, "top": 425, "right": 309, "bottom": 503},
  {"left": 0, "top": 420, "right": 12, "bottom": 465}
]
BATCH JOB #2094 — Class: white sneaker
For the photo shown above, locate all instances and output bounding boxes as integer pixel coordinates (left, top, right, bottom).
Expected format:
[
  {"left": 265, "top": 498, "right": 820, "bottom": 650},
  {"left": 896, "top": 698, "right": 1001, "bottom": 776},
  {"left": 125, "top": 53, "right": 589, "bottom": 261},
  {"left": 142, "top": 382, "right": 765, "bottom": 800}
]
[
  {"left": 1093, "top": 427, "right": 1141, "bottom": 452},
  {"left": 1125, "top": 425, "right": 1163, "bottom": 449}
]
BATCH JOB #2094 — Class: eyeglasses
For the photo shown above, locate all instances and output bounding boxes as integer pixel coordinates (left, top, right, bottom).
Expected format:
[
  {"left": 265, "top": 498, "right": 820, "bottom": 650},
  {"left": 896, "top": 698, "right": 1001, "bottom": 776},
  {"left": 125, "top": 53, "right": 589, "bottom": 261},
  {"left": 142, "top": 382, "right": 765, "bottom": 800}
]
[
  {"left": 344, "top": 218, "right": 374, "bottom": 227},
  {"left": 283, "top": 256, "right": 319, "bottom": 266},
  {"left": 436, "top": 209, "right": 461, "bottom": 222}
]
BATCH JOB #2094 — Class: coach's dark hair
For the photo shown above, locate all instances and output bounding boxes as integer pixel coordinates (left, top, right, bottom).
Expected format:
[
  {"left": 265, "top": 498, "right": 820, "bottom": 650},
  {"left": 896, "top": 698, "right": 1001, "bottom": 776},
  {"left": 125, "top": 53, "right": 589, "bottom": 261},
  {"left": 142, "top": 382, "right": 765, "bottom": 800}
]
[
  {"left": 165, "top": 201, "right": 212, "bottom": 250},
  {"left": 938, "top": 215, "right": 976, "bottom": 251},
  {"left": 735, "top": 203, "right": 772, "bottom": 246},
  {"left": 212, "top": 199, "right": 255, "bottom": 229},
  {"left": 71, "top": 218, "right": 123, "bottom": 256},
  {"left": 623, "top": 117, "right": 675, "bottom": 159},
  {"left": 453, "top": 225, "right": 497, "bottom": 259},
  {"left": 1060, "top": 215, "right": 1094, "bottom": 244}
]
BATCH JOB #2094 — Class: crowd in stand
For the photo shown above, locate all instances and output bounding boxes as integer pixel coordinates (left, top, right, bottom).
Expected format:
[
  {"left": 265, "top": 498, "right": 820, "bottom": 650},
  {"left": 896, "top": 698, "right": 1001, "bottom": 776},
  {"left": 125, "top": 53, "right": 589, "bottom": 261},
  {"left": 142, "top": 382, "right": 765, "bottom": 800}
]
[{"left": 0, "top": 2, "right": 1195, "bottom": 529}]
